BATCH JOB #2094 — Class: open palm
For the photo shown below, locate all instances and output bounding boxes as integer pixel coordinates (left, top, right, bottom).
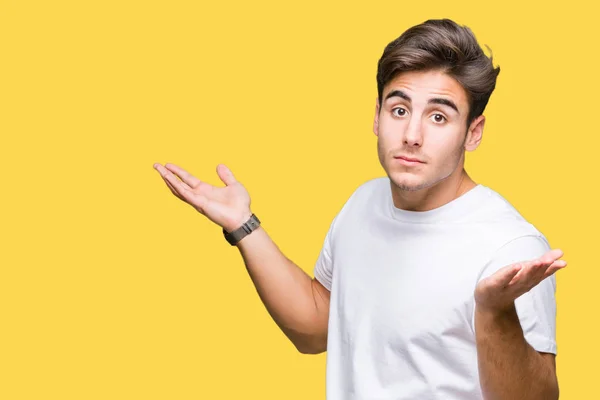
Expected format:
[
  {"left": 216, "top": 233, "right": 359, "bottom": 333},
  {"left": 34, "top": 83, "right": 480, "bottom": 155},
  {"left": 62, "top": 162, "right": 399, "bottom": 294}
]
[
  {"left": 475, "top": 249, "right": 567, "bottom": 313},
  {"left": 153, "top": 162, "right": 252, "bottom": 232}
]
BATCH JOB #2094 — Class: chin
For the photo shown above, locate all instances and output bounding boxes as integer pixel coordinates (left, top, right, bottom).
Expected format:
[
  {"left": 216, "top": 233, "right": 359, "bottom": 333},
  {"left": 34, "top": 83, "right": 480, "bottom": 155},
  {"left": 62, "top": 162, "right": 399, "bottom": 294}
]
[{"left": 388, "top": 173, "right": 429, "bottom": 192}]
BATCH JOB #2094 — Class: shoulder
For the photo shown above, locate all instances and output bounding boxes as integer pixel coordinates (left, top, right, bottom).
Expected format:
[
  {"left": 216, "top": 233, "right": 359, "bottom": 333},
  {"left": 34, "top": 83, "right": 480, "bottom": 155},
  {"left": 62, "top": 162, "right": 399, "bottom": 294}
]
[
  {"left": 475, "top": 187, "right": 552, "bottom": 277},
  {"left": 473, "top": 185, "right": 545, "bottom": 238},
  {"left": 474, "top": 185, "right": 530, "bottom": 222},
  {"left": 327, "top": 177, "right": 388, "bottom": 234},
  {"left": 457, "top": 185, "right": 555, "bottom": 266}
]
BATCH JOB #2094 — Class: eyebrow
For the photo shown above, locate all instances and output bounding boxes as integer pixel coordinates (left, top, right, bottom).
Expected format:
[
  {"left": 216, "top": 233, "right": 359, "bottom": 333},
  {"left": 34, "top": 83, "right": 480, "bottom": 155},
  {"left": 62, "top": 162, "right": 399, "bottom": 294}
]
[{"left": 384, "top": 89, "right": 460, "bottom": 114}]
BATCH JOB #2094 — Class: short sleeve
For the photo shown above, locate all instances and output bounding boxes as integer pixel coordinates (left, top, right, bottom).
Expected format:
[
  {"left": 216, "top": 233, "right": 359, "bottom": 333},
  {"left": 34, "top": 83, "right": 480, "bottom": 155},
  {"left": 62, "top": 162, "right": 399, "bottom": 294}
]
[
  {"left": 475, "top": 235, "right": 558, "bottom": 355},
  {"left": 312, "top": 182, "right": 366, "bottom": 292},
  {"left": 313, "top": 217, "right": 335, "bottom": 291}
]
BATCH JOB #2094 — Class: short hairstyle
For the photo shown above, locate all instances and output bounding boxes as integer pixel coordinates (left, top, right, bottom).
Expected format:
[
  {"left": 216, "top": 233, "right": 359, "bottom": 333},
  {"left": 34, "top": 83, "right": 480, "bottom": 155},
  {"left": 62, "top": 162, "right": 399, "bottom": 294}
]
[{"left": 376, "top": 19, "right": 501, "bottom": 128}]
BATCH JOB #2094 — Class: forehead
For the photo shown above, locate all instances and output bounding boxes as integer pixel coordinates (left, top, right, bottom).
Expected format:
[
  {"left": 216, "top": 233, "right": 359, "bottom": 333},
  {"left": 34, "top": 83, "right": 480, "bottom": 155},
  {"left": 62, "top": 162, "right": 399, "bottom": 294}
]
[{"left": 383, "top": 69, "right": 469, "bottom": 110}]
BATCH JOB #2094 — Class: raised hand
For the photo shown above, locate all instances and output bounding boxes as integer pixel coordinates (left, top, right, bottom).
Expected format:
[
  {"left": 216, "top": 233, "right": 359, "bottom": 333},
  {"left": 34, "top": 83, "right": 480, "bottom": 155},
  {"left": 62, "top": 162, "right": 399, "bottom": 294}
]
[
  {"left": 474, "top": 249, "right": 567, "bottom": 314},
  {"left": 153, "top": 162, "right": 253, "bottom": 232}
]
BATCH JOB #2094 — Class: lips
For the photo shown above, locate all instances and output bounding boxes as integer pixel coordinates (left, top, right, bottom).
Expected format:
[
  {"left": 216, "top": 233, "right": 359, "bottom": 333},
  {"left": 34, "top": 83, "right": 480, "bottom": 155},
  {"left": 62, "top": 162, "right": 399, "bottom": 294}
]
[{"left": 394, "top": 156, "right": 424, "bottom": 163}]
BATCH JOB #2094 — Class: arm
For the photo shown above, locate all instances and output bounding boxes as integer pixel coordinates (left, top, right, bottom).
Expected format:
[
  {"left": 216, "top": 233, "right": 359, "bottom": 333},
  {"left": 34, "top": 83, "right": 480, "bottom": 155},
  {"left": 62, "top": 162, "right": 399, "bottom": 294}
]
[
  {"left": 236, "top": 225, "right": 331, "bottom": 354},
  {"left": 474, "top": 239, "right": 566, "bottom": 400},
  {"left": 475, "top": 304, "right": 558, "bottom": 400},
  {"left": 153, "top": 162, "right": 330, "bottom": 354}
]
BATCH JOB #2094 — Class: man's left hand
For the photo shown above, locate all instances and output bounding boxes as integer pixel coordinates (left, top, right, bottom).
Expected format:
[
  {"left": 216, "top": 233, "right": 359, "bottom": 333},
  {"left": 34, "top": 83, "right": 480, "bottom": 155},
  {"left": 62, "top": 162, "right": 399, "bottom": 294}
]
[{"left": 475, "top": 249, "right": 567, "bottom": 314}]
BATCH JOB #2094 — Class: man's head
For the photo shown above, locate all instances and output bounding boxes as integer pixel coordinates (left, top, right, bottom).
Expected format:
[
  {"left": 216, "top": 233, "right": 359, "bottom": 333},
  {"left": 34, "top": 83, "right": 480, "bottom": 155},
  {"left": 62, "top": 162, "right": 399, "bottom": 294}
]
[{"left": 373, "top": 19, "right": 500, "bottom": 192}]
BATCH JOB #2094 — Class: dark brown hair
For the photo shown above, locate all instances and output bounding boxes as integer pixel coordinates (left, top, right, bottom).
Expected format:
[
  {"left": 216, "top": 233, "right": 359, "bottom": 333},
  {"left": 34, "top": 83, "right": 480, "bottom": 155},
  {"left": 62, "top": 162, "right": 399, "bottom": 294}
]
[{"left": 376, "top": 19, "right": 500, "bottom": 127}]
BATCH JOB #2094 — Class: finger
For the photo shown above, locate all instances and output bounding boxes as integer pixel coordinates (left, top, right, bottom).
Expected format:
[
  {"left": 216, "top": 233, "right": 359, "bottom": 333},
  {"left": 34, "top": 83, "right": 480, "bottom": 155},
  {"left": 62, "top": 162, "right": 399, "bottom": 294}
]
[
  {"left": 164, "top": 175, "right": 209, "bottom": 212},
  {"left": 526, "top": 250, "right": 565, "bottom": 282},
  {"left": 216, "top": 164, "right": 237, "bottom": 186},
  {"left": 155, "top": 164, "right": 192, "bottom": 189},
  {"left": 512, "top": 249, "right": 564, "bottom": 283},
  {"left": 159, "top": 168, "right": 194, "bottom": 199},
  {"left": 539, "top": 249, "right": 564, "bottom": 265},
  {"left": 164, "top": 177, "right": 184, "bottom": 200},
  {"left": 154, "top": 164, "right": 182, "bottom": 197},
  {"left": 518, "top": 258, "right": 548, "bottom": 282},
  {"left": 542, "top": 260, "right": 567, "bottom": 280},
  {"left": 496, "top": 263, "right": 524, "bottom": 286},
  {"left": 154, "top": 164, "right": 211, "bottom": 212},
  {"left": 536, "top": 253, "right": 565, "bottom": 276},
  {"left": 165, "top": 163, "right": 203, "bottom": 188},
  {"left": 165, "top": 173, "right": 192, "bottom": 197},
  {"left": 515, "top": 258, "right": 567, "bottom": 291}
]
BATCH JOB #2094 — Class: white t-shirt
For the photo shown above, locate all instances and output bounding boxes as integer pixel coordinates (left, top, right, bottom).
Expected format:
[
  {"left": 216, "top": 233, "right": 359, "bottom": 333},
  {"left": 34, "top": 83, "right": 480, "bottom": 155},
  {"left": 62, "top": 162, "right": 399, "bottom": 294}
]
[{"left": 313, "top": 177, "right": 557, "bottom": 400}]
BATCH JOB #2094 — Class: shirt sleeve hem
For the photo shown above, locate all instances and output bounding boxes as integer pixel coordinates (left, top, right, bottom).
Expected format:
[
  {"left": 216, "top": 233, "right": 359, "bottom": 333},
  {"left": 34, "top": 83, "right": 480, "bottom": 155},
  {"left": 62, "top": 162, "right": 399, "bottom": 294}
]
[
  {"left": 314, "top": 270, "right": 332, "bottom": 291},
  {"left": 525, "top": 331, "right": 557, "bottom": 355}
]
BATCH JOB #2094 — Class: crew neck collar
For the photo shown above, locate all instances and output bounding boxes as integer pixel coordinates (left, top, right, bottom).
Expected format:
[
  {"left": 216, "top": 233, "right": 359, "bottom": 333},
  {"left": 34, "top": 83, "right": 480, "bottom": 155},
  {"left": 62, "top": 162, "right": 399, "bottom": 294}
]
[{"left": 388, "top": 181, "right": 486, "bottom": 223}]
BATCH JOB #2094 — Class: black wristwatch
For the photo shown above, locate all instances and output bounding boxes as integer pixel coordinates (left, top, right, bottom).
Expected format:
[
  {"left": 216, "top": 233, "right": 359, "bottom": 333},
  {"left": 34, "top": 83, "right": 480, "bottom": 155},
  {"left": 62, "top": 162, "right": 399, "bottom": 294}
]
[{"left": 223, "top": 214, "right": 261, "bottom": 246}]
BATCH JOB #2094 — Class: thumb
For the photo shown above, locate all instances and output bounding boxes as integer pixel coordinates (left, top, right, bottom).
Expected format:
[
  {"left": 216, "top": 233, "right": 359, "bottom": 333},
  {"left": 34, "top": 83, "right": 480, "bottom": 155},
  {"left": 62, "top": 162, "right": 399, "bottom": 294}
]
[{"left": 217, "top": 164, "right": 237, "bottom": 186}]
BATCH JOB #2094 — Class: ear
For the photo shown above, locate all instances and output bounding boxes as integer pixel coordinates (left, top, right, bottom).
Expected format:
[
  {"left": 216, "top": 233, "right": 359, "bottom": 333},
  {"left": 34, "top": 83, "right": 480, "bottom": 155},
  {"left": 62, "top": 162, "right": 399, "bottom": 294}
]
[
  {"left": 373, "top": 98, "right": 380, "bottom": 136},
  {"left": 465, "top": 115, "right": 485, "bottom": 151}
]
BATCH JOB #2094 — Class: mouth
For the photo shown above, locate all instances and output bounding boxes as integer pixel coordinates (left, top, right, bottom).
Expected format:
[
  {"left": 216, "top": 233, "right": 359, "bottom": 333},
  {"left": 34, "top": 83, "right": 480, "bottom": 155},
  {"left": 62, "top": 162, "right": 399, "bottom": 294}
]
[{"left": 393, "top": 155, "right": 425, "bottom": 165}]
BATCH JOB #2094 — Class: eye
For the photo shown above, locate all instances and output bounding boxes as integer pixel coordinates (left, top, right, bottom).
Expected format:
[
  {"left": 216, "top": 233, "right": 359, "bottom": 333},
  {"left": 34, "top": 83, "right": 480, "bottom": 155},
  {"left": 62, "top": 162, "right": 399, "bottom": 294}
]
[
  {"left": 392, "top": 107, "right": 407, "bottom": 117},
  {"left": 431, "top": 113, "right": 446, "bottom": 124}
]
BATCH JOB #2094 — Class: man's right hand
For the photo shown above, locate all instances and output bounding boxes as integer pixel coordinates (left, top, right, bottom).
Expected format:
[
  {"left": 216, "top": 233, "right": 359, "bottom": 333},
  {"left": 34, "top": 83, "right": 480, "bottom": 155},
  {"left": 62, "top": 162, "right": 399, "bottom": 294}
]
[
  {"left": 153, "top": 162, "right": 253, "bottom": 232},
  {"left": 154, "top": 162, "right": 330, "bottom": 355}
]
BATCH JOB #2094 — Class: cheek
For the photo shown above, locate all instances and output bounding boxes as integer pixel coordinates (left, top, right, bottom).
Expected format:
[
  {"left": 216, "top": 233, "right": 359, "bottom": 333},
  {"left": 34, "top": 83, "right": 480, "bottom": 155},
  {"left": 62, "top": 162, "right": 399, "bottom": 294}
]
[
  {"left": 428, "top": 137, "right": 464, "bottom": 165},
  {"left": 376, "top": 138, "right": 387, "bottom": 163},
  {"left": 377, "top": 125, "right": 399, "bottom": 148},
  {"left": 377, "top": 116, "right": 401, "bottom": 137}
]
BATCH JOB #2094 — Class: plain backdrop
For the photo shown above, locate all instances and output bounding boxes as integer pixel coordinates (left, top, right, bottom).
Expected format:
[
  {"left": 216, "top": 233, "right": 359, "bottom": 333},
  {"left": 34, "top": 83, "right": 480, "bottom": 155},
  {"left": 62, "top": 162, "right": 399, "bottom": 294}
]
[{"left": 1, "top": 0, "right": 597, "bottom": 398}]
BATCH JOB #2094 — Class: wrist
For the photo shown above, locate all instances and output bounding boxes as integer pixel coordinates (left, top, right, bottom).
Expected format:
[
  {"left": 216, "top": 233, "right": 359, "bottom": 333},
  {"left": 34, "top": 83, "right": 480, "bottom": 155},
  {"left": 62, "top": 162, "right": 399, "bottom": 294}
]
[
  {"left": 223, "top": 211, "right": 253, "bottom": 233},
  {"left": 223, "top": 213, "right": 261, "bottom": 246},
  {"left": 475, "top": 301, "right": 517, "bottom": 320}
]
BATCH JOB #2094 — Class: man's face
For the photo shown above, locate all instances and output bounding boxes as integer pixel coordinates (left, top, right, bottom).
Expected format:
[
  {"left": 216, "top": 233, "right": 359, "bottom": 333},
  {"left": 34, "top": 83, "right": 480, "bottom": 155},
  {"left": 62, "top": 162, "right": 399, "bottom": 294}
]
[{"left": 374, "top": 69, "right": 483, "bottom": 192}]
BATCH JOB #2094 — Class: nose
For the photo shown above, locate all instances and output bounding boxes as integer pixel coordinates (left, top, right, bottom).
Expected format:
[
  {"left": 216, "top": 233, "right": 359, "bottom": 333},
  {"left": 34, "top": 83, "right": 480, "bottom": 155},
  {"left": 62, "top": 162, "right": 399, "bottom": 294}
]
[{"left": 403, "top": 116, "right": 423, "bottom": 147}]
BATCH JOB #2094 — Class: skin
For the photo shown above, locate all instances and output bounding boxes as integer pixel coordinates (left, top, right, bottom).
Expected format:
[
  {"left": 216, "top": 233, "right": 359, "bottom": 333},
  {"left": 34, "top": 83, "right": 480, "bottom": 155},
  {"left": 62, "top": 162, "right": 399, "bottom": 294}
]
[
  {"left": 153, "top": 68, "right": 566, "bottom": 397},
  {"left": 373, "top": 68, "right": 484, "bottom": 212}
]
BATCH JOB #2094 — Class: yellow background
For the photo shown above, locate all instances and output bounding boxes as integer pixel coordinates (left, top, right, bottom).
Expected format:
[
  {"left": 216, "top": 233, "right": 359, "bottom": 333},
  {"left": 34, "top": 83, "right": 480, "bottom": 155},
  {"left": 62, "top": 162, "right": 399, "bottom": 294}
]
[{"left": 1, "top": 0, "right": 596, "bottom": 398}]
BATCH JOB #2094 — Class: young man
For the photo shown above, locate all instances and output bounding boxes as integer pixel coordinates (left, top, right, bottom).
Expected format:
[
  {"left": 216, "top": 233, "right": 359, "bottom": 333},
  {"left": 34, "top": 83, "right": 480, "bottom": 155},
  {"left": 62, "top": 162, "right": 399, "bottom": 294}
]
[{"left": 153, "top": 19, "right": 566, "bottom": 400}]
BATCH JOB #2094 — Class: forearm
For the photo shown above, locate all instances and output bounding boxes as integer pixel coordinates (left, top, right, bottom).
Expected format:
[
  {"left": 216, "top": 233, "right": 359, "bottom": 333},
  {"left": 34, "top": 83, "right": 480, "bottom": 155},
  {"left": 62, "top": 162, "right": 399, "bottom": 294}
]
[
  {"left": 236, "top": 226, "right": 328, "bottom": 353},
  {"left": 474, "top": 304, "right": 558, "bottom": 400}
]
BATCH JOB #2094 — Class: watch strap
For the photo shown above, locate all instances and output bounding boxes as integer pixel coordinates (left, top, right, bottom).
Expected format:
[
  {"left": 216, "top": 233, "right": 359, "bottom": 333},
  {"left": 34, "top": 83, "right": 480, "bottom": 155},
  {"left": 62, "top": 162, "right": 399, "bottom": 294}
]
[{"left": 223, "top": 214, "right": 261, "bottom": 246}]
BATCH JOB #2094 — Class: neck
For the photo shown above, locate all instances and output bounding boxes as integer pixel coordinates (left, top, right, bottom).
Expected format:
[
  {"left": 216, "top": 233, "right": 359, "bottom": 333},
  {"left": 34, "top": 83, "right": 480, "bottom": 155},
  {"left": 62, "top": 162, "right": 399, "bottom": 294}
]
[{"left": 390, "top": 167, "right": 477, "bottom": 212}]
